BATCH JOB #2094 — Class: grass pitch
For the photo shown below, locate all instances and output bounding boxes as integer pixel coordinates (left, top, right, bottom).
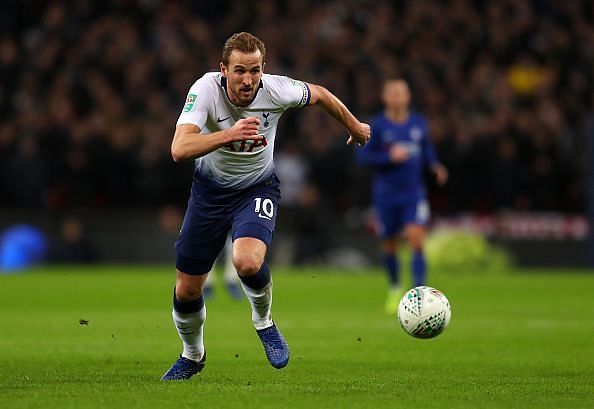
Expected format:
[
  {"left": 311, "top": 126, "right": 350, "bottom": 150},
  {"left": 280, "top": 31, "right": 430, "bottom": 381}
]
[{"left": 0, "top": 265, "right": 593, "bottom": 408}]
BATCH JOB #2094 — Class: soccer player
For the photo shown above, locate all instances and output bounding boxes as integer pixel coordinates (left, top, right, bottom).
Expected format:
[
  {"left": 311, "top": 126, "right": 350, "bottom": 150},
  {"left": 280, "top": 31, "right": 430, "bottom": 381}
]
[
  {"left": 161, "top": 32, "right": 370, "bottom": 380},
  {"left": 358, "top": 79, "right": 447, "bottom": 314}
]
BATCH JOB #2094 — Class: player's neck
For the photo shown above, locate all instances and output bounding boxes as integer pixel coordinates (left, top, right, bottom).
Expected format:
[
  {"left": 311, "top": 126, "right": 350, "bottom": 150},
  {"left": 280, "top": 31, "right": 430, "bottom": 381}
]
[{"left": 385, "top": 109, "right": 409, "bottom": 124}]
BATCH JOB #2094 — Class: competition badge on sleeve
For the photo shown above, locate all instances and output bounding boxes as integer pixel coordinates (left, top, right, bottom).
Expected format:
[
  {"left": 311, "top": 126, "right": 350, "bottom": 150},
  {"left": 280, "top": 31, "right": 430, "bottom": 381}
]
[{"left": 183, "top": 94, "right": 197, "bottom": 112}]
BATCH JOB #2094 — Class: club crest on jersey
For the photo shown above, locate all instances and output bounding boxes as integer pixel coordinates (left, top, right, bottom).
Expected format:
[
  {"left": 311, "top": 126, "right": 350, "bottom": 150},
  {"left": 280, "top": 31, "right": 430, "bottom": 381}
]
[
  {"left": 223, "top": 136, "right": 268, "bottom": 152},
  {"left": 262, "top": 113, "right": 270, "bottom": 127},
  {"left": 410, "top": 127, "right": 423, "bottom": 142},
  {"left": 183, "top": 94, "right": 197, "bottom": 112}
]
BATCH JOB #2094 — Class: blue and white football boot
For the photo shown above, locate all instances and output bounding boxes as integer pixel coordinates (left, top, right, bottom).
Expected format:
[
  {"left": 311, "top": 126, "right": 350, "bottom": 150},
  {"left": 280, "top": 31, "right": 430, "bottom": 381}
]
[
  {"left": 160, "top": 351, "right": 206, "bottom": 380},
  {"left": 256, "top": 323, "right": 289, "bottom": 369}
]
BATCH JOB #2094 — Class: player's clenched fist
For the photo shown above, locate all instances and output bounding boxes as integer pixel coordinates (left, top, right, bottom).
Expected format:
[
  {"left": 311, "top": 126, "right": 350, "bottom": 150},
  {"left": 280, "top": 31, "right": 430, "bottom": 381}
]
[
  {"left": 347, "top": 122, "right": 371, "bottom": 146},
  {"left": 228, "top": 117, "right": 263, "bottom": 141}
]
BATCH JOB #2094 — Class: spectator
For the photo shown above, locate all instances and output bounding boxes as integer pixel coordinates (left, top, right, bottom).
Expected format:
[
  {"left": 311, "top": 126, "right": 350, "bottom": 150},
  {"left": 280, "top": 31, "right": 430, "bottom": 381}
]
[
  {"left": 49, "top": 217, "right": 94, "bottom": 263},
  {"left": 0, "top": 0, "right": 591, "bottom": 218}
]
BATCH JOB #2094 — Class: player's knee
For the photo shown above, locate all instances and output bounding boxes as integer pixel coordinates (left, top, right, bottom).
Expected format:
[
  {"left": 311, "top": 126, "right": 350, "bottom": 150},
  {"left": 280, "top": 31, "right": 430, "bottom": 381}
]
[
  {"left": 408, "top": 233, "right": 423, "bottom": 249},
  {"left": 410, "top": 243, "right": 424, "bottom": 252},
  {"left": 408, "top": 234, "right": 425, "bottom": 251},
  {"left": 175, "top": 284, "right": 202, "bottom": 301},
  {"left": 381, "top": 239, "right": 397, "bottom": 254},
  {"left": 406, "top": 226, "right": 426, "bottom": 250},
  {"left": 233, "top": 254, "right": 262, "bottom": 277},
  {"left": 175, "top": 277, "right": 204, "bottom": 301}
]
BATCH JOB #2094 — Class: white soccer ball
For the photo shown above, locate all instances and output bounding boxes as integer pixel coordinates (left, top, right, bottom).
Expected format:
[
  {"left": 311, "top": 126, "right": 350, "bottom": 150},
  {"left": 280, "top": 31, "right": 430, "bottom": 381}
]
[{"left": 397, "top": 286, "right": 451, "bottom": 339}]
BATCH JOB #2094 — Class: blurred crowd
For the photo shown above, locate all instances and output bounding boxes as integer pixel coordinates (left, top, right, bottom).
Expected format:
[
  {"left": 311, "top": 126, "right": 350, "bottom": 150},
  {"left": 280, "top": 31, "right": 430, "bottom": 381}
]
[{"left": 0, "top": 0, "right": 592, "bottom": 217}]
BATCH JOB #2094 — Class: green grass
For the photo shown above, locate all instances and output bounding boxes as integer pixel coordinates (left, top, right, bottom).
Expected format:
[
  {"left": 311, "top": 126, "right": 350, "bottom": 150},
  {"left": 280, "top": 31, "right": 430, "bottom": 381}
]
[{"left": 1, "top": 265, "right": 593, "bottom": 408}]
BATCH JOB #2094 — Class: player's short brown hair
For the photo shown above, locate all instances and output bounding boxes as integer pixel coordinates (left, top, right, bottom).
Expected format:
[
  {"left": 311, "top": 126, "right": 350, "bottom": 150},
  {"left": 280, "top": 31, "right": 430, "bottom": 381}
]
[{"left": 222, "top": 32, "right": 266, "bottom": 66}]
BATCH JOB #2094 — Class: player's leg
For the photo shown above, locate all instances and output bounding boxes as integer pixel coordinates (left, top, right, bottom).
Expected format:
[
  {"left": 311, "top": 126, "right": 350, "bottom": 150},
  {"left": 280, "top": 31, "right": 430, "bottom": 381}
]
[
  {"left": 382, "top": 236, "right": 403, "bottom": 314},
  {"left": 405, "top": 224, "right": 427, "bottom": 287},
  {"left": 233, "top": 237, "right": 272, "bottom": 329},
  {"left": 162, "top": 185, "right": 229, "bottom": 380},
  {"left": 232, "top": 235, "right": 288, "bottom": 369},
  {"left": 223, "top": 233, "right": 242, "bottom": 299},
  {"left": 173, "top": 270, "right": 208, "bottom": 362},
  {"left": 231, "top": 175, "right": 288, "bottom": 368},
  {"left": 377, "top": 203, "right": 404, "bottom": 313},
  {"left": 161, "top": 268, "right": 211, "bottom": 381},
  {"left": 202, "top": 235, "right": 237, "bottom": 299},
  {"left": 381, "top": 237, "right": 400, "bottom": 288},
  {"left": 403, "top": 198, "right": 430, "bottom": 287}
]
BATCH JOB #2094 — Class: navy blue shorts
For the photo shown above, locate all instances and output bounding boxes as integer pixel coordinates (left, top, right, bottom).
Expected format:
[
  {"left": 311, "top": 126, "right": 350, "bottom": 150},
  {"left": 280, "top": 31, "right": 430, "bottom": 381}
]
[
  {"left": 375, "top": 196, "right": 430, "bottom": 239},
  {"left": 175, "top": 174, "right": 281, "bottom": 275}
]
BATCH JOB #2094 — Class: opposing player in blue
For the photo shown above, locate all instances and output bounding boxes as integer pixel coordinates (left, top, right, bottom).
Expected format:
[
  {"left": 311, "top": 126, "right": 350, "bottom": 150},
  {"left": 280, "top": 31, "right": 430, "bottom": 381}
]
[
  {"left": 358, "top": 79, "right": 447, "bottom": 314},
  {"left": 203, "top": 234, "right": 242, "bottom": 300},
  {"left": 161, "top": 32, "right": 370, "bottom": 380}
]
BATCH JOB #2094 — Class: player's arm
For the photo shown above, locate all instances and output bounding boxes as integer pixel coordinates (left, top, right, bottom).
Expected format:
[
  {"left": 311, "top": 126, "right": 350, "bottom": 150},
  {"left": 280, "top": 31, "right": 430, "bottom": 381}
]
[
  {"left": 306, "top": 83, "right": 370, "bottom": 146},
  {"left": 171, "top": 118, "right": 262, "bottom": 162},
  {"left": 420, "top": 121, "right": 448, "bottom": 185}
]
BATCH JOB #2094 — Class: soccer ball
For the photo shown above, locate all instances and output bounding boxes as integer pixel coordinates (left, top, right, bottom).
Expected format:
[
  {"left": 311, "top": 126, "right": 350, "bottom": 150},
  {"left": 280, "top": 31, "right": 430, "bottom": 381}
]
[{"left": 397, "top": 286, "right": 451, "bottom": 339}]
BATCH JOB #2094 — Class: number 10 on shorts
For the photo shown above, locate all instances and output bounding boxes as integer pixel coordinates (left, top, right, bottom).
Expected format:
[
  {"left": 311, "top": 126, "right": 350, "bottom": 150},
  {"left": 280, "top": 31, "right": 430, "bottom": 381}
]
[{"left": 254, "top": 198, "right": 274, "bottom": 220}]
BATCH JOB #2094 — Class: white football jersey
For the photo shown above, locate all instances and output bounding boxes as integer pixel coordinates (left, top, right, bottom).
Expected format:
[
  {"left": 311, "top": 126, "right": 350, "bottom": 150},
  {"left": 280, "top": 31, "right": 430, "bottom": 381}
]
[{"left": 176, "top": 72, "right": 310, "bottom": 189}]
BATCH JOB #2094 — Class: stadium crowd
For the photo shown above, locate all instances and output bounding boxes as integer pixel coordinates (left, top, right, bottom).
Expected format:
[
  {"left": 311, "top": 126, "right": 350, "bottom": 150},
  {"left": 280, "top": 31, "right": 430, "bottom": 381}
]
[{"left": 0, "top": 0, "right": 592, "bottom": 216}]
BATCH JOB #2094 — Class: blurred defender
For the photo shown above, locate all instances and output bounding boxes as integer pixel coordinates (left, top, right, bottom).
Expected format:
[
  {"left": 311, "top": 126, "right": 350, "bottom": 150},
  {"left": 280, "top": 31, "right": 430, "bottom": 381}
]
[
  {"left": 161, "top": 32, "right": 370, "bottom": 380},
  {"left": 358, "top": 80, "right": 447, "bottom": 314},
  {"left": 202, "top": 234, "right": 242, "bottom": 299}
]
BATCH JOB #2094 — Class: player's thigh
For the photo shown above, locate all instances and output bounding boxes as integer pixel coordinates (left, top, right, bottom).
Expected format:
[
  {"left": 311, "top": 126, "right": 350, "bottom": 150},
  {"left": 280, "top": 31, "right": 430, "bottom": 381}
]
[
  {"left": 376, "top": 203, "right": 405, "bottom": 239},
  {"left": 175, "top": 191, "right": 231, "bottom": 275},
  {"left": 405, "top": 224, "right": 426, "bottom": 250},
  {"left": 403, "top": 198, "right": 430, "bottom": 249},
  {"left": 231, "top": 177, "right": 281, "bottom": 251},
  {"left": 381, "top": 237, "right": 400, "bottom": 254}
]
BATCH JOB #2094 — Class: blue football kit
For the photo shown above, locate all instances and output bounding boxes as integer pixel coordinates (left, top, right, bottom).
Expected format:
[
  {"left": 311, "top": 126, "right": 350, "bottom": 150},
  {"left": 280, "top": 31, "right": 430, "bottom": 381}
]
[{"left": 358, "top": 112, "right": 439, "bottom": 238}]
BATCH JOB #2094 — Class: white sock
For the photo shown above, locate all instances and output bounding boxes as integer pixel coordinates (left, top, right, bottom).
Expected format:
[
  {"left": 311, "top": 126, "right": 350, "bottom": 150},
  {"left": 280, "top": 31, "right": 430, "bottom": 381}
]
[
  {"left": 172, "top": 306, "right": 206, "bottom": 362},
  {"left": 241, "top": 281, "right": 273, "bottom": 330}
]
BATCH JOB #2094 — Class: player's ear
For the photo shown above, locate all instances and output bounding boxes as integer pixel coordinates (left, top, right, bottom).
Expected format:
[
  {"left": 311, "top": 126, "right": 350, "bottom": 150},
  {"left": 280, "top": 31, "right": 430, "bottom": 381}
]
[{"left": 220, "top": 62, "right": 228, "bottom": 77}]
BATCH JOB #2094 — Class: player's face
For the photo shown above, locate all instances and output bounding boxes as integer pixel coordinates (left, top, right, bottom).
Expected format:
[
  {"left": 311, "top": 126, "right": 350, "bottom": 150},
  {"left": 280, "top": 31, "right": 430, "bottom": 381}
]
[
  {"left": 221, "top": 50, "right": 264, "bottom": 107},
  {"left": 382, "top": 80, "right": 411, "bottom": 111}
]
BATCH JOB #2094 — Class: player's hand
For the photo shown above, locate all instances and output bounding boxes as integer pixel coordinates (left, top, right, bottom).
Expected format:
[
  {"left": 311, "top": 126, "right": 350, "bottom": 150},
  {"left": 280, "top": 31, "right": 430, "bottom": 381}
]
[
  {"left": 389, "top": 144, "right": 409, "bottom": 163},
  {"left": 432, "top": 163, "right": 449, "bottom": 186},
  {"left": 346, "top": 122, "right": 370, "bottom": 147},
  {"left": 227, "top": 117, "right": 263, "bottom": 142}
]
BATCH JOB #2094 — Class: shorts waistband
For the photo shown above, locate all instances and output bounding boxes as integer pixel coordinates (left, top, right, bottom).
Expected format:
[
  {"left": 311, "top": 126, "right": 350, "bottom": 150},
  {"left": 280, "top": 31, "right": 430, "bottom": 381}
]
[{"left": 192, "top": 173, "right": 278, "bottom": 191}]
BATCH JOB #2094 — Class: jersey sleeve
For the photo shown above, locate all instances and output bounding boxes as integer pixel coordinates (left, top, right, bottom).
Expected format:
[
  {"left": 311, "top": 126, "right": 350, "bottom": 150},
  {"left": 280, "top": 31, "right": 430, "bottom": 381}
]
[
  {"left": 357, "top": 120, "right": 392, "bottom": 166},
  {"left": 420, "top": 117, "right": 439, "bottom": 167},
  {"left": 266, "top": 75, "right": 311, "bottom": 110},
  {"left": 176, "top": 76, "right": 213, "bottom": 129}
]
